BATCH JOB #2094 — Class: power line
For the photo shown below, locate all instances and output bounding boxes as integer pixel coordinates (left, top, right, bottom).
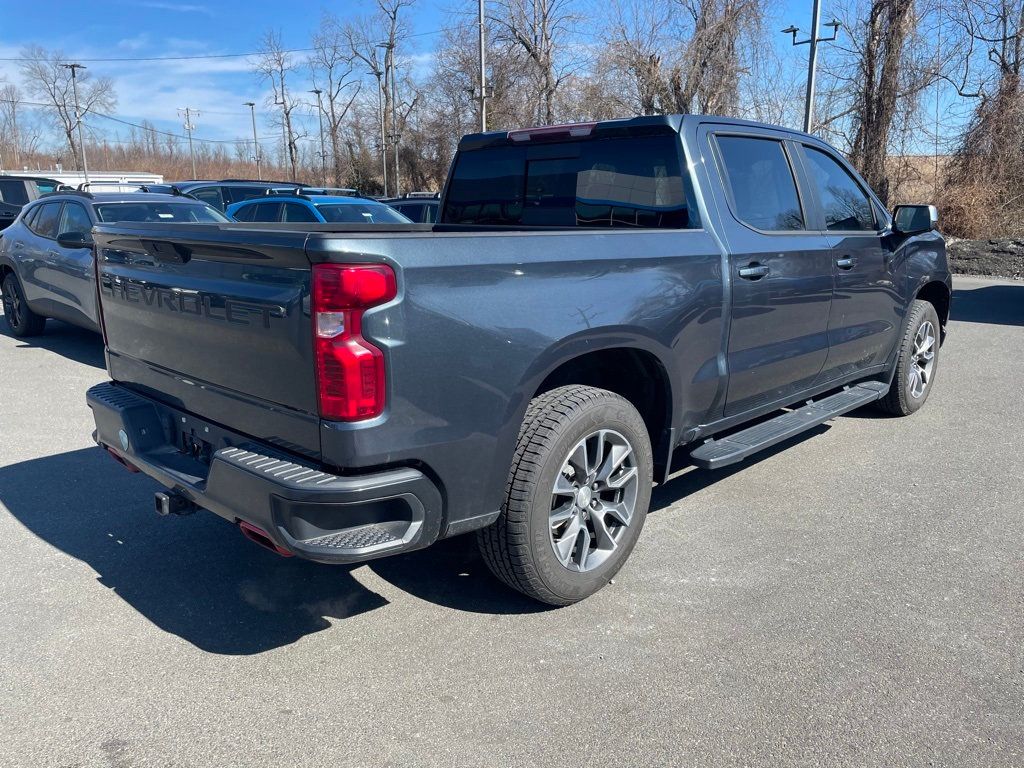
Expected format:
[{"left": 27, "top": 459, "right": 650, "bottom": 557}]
[{"left": 0, "top": 98, "right": 282, "bottom": 144}]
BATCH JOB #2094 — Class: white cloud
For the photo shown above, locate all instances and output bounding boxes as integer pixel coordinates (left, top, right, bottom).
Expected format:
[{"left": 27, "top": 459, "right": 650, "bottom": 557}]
[
  {"left": 136, "top": 1, "right": 216, "bottom": 16},
  {"left": 117, "top": 34, "right": 151, "bottom": 51}
]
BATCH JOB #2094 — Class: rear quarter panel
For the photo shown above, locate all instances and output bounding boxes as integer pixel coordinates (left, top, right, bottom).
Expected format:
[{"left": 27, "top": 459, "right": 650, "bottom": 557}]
[{"left": 309, "top": 227, "right": 724, "bottom": 529}]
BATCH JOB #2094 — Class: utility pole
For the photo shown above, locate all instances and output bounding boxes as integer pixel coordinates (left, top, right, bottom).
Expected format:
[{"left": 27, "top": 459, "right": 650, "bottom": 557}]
[
  {"left": 369, "top": 70, "right": 388, "bottom": 197},
  {"left": 781, "top": 3, "right": 841, "bottom": 133},
  {"left": 378, "top": 41, "right": 399, "bottom": 197},
  {"left": 244, "top": 101, "right": 262, "bottom": 180},
  {"left": 61, "top": 63, "right": 90, "bottom": 184},
  {"left": 309, "top": 89, "right": 327, "bottom": 186},
  {"left": 178, "top": 107, "right": 199, "bottom": 178},
  {"left": 478, "top": 0, "right": 488, "bottom": 132}
]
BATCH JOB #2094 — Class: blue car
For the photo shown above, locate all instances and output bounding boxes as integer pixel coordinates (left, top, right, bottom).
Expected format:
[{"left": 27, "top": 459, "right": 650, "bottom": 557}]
[{"left": 227, "top": 191, "right": 411, "bottom": 224}]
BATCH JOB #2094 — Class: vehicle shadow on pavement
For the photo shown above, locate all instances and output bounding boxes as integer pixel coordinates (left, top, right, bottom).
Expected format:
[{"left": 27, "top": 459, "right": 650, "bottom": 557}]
[
  {"left": 651, "top": 424, "right": 832, "bottom": 511},
  {"left": 0, "top": 449, "right": 544, "bottom": 655},
  {"left": 951, "top": 284, "right": 1024, "bottom": 327},
  {"left": 0, "top": 319, "right": 106, "bottom": 368}
]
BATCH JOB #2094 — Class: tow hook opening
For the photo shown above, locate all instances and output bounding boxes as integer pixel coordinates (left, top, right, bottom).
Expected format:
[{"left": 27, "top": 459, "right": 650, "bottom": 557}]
[
  {"left": 155, "top": 490, "right": 198, "bottom": 517},
  {"left": 238, "top": 521, "right": 293, "bottom": 557}
]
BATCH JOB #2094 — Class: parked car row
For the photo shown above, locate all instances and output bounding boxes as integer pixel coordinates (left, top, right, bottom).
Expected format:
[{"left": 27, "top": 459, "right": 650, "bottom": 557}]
[{"left": 0, "top": 175, "right": 430, "bottom": 335}]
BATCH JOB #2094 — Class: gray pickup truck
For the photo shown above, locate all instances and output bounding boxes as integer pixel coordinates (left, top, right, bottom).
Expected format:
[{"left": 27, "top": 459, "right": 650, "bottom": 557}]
[{"left": 86, "top": 115, "right": 950, "bottom": 605}]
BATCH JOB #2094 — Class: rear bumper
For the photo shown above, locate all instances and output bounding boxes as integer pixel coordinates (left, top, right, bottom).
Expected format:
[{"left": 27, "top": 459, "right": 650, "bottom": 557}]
[{"left": 87, "top": 382, "right": 443, "bottom": 563}]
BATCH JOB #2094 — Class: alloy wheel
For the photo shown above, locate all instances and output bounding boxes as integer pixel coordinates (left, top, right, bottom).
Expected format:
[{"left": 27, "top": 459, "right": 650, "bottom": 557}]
[
  {"left": 549, "top": 429, "right": 639, "bottom": 572},
  {"left": 908, "top": 319, "right": 936, "bottom": 398},
  {"left": 1, "top": 279, "right": 21, "bottom": 330}
]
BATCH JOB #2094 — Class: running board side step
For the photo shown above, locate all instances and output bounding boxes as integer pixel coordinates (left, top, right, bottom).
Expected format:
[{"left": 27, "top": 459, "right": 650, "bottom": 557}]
[{"left": 689, "top": 381, "right": 889, "bottom": 470}]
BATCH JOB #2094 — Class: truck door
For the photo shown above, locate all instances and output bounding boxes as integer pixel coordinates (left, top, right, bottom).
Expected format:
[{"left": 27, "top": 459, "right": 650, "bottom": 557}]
[
  {"left": 796, "top": 143, "right": 902, "bottom": 379},
  {"left": 708, "top": 131, "right": 835, "bottom": 416}
]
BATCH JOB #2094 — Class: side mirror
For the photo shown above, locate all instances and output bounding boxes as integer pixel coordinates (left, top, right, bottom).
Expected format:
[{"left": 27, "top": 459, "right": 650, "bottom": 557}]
[
  {"left": 57, "top": 231, "right": 94, "bottom": 249},
  {"left": 892, "top": 204, "right": 938, "bottom": 235}
]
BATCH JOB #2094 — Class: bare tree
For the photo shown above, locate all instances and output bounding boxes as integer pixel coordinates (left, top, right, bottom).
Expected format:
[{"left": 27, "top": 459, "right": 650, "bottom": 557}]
[
  {"left": 490, "top": 0, "right": 584, "bottom": 124},
  {"left": 666, "top": 0, "right": 763, "bottom": 115},
  {"left": 344, "top": 0, "right": 415, "bottom": 193},
  {"left": 597, "top": 0, "right": 674, "bottom": 115},
  {"left": 846, "top": 0, "right": 921, "bottom": 202},
  {"left": 18, "top": 45, "right": 116, "bottom": 169},
  {"left": 0, "top": 83, "right": 26, "bottom": 168},
  {"left": 254, "top": 31, "right": 303, "bottom": 181},
  {"left": 311, "top": 12, "right": 363, "bottom": 185}
]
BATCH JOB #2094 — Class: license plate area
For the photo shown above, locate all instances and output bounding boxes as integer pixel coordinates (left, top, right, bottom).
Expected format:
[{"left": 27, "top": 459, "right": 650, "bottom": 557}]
[{"left": 172, "top": 414, "right": 215, "bottom": 465}]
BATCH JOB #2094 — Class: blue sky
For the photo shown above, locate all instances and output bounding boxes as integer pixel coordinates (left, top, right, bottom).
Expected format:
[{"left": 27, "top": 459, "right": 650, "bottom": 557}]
[
  {"left": 0, "top": 0, "right": 453, "bottom": 147},
  {"left": 0, "top": 0, "right": 869, "bottom": 149}
]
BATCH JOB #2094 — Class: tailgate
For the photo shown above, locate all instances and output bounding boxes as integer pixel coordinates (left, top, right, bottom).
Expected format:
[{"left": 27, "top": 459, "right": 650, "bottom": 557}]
[{"left": 93, "top": 223, "right": 321, "bottom": 459}]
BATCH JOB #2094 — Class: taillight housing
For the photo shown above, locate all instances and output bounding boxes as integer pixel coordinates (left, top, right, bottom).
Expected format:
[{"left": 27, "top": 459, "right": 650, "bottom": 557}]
[{"left": 312, "top": 264, "right": 397, "bottom": 421}]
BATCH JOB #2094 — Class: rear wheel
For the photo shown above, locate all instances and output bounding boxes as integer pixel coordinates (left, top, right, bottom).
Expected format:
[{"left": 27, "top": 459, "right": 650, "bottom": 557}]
[
  {"left": 1, "top": 272, "right": 46, "bottom": 337},
  {"left": 477, "top": 385, "right": 653, "bottom": 605},
  {"left": 878, "top": 299, "right": 940, "bottom": 416}
]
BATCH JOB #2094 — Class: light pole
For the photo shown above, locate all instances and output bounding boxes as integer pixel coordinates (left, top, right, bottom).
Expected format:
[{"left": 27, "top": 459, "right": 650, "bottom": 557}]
[
  {"left": 244, "top": 101, "right": 262, "bottom": 180},
  {"left": 782, "top": 2, "right": 841, "bottom": 134},
  {"left": 177, "top": 107, "right": 199, "bottom": 178},
  {"left": 309, "top": 89, "right": 327, "bottom": 186},
  {"left": 377, "top": 41, "right": 399, "bottom": 197},
  {"left": 369, "top": 70, "right": 388, "bottom": 197},
  {"left": 478, "top": 0, "right": 488, "bottom": 132},
  {"left": 61, "top": 63, "right": 90, "bottom": 184}
]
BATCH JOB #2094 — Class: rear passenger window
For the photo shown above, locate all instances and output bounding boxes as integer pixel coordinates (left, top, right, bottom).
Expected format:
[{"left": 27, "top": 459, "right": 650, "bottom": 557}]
[
  {"left": 716, "top": 135, "right": 804, "bottom": 231},
  {"left": 248, "top": 202, "right": 282, "bottom": 222},
  {"left": 190, "top": 187, "right": 224, "bottom": 210},
  {"left": 231, "top": 204, "right": 253, "bottom": 222},
  {"left": 282, "top": 203, "right": 319, "bottom": 222},
  {"left": 22, "top": 205, "right": 42, "bottom": 229},
  {"left": 802, "top": 146, "right": 876, "bottom": 231},
  {"left": 31, "top": 202, "right": 63, "bottom": 238}
]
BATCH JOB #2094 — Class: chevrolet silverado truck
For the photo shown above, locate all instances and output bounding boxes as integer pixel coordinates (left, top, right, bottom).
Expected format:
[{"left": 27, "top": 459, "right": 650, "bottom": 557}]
[{"left": 85, "top": 115, "right": 950, "bottom": 605}]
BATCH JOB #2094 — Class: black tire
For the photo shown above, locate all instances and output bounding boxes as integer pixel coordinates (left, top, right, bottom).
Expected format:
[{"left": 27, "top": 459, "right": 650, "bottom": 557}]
[
  {"left": 477, "top": 385, "right": 653, "bottom": 606},
  {"left": 1, "top": 272, "right": 46, "bottom": 337},
  {"left": 877, "top": 299, "right": 941, "bottom": 416}
]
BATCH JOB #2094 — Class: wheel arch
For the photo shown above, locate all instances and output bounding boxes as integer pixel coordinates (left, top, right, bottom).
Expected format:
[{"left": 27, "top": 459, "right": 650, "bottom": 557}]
[
  {"left": 916, "top": 280, "right": 951, "bottom": 339},
  {"left": 530, "top": 344, "right": 675, "bottom": 478}
]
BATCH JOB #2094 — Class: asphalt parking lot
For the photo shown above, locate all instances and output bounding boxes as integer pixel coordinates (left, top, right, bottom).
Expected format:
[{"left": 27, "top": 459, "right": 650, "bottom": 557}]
[{"left": 1, "top": 275, "right": 1022, "bottom": 767}]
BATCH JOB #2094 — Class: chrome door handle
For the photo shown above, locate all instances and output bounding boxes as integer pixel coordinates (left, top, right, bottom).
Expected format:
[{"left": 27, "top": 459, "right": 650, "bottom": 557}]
[
  {"left": 738, "top": 264, "right": 770, "bottom": 280},
  {"left": 836, "top": 256, "right": 856, "bottom": 270}
]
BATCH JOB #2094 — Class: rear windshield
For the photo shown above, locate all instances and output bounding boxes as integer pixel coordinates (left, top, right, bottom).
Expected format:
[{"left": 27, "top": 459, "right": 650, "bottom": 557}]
[
  {"left": 95, "top": 202, "right": 229, "bottom": 223},
  {"left": 442, "top": 134, "right": 699, "bottom": 228},
  {"left": 316, "top": 203, "right": 410, "bottom": 224}
]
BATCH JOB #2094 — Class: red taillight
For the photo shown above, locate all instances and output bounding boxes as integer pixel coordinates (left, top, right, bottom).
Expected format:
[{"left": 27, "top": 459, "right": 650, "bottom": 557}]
[{"left": 312, "top": 264, "right": 397, "bottom": 421}]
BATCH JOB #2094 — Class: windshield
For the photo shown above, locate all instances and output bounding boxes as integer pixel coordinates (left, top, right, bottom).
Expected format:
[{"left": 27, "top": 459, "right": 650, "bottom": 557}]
[
  {"left": 95, "top": 202, "right": 229, "bottom": 223},
  {"left": 316, "top": 203, "right": 410, "bottom": 224}
]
